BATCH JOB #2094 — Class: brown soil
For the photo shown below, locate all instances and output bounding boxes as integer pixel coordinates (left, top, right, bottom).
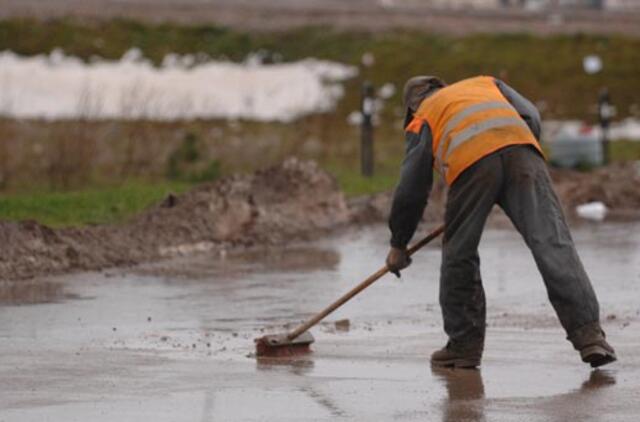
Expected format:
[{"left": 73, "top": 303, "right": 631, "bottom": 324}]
[
  {"left": 550, "top": 163, "right": 640, "bottom": 217},
  {"left": 0, "top": 158, "right": 349, "bottom": 281},
  {"left": 1, "top": 158, "right": 639, "bottom": 282},
  {"left": 349, "top": 162, "right": 640, "bottom": 224}
]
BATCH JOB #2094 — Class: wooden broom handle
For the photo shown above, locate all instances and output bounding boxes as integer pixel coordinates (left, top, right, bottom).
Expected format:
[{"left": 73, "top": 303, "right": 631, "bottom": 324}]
[{"left": 287, "top": 224, "right": 445, "bottom": 340}]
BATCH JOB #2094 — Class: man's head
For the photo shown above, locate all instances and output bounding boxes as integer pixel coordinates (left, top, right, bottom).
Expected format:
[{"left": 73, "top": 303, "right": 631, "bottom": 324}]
[{"left": 402, "top": 76, "right": 446, "bottom": 114}]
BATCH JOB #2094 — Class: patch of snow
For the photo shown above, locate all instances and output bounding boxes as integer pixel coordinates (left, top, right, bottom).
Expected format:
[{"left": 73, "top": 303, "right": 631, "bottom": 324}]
[
  {"left": 576, "top": 201, "right": 608, "bottom": 221},
  {"left": 378, "top": 82, "right": 396, "bottom": 100},
  {"left": 347, "top": 110, "right": 364, "bottom": 126},
  {"left": 0, "top": 49, "right": 358, "bottom": 122},
  {"left": 609, "top": 118, "right": 640, "bottom": 141},
  {"left": 583, "top": 54, "right": 603, "bottom": 74},
  {"left": 361, "top": 52, "right": 375, "bottom": 68},
  {"left": 544, "top": 119, "right": 640, "bottom": 142}
]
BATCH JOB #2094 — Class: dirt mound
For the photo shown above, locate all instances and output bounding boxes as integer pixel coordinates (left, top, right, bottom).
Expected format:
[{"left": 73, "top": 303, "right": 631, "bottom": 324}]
[
  {"left": 550, "top": 163, "right": 640, "bottom": 214},
  {"left": 349, "top": 162, "right": 640, "bottom": 224},
  {"left": 2, "top": 159, "right": 639, "bottom": 281},
  {"left": 348, "top": 180, "right": 448, "bottom": 224},
  {"left": 0, "top": 158, "right": 350, "bottom": 281}
]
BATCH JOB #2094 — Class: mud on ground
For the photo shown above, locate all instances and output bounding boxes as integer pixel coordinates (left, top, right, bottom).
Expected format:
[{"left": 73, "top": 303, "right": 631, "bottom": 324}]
[
  {"left": 2, "top": 222, "right": 639, "bottom": 421},
  {"left": 1, "top": 158, "right": 639, "bottom": 282},
  {"left": 0, "top": 158, "right": 349, "bottom": 281},
  {"left": 349, "top": 161, "right": 640, "bottom": 224}
]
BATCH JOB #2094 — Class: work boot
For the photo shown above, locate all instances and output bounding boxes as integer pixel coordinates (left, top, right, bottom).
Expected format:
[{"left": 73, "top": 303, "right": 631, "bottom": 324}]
[
  {"left": 568, "top": 323, "right": 617, "bottom": 368},
  {"left": 431, "top": 342, "right": 482, "bottom": 369},
  {"left": 580, "top": 339, "right": 617, "bottom": 368}
]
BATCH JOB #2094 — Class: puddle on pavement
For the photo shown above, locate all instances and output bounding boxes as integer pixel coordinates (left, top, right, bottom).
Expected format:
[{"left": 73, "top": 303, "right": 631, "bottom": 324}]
[
  {"left": 134, "top": 245, "right": 340, "bottom": 280},
  {"left": 1, "top": 223, "right": 639, "bottom": 421}
]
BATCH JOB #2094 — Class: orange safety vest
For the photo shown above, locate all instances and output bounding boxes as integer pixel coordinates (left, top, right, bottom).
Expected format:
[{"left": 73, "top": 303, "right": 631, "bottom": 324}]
[{"left": 405, "top": 76, "right": 543, "bottom": 186}]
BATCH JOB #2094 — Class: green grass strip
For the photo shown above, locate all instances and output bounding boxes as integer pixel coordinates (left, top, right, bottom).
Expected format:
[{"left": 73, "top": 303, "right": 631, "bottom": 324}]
[{"left": 0, "top": 181, "right": 190, "bottom": 227}]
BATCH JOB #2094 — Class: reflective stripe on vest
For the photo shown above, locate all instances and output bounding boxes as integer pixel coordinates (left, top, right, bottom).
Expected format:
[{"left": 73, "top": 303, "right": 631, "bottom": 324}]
[
  {"left": 435, "top": 101, "right": 513, "bottom": 169},
  {"left": 444, "top": 116, "right": 529, "bottom": 161},
  {"left": 413, "top": 75, "right": 542, "bottom": 185}
]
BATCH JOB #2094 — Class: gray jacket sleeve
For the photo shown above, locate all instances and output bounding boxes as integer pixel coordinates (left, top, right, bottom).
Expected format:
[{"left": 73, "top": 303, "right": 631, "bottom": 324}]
[
  {"left": 495, "top": 79, "right": 542, "bottom": 141},
  {"left": 388, "top": 123, "right": 434, "bottom": 248}
]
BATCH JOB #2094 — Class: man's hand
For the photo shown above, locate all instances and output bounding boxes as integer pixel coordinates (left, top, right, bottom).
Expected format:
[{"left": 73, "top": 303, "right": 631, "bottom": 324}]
[{"left": 386, "top": 247, "right": 412, "bottom": 278}]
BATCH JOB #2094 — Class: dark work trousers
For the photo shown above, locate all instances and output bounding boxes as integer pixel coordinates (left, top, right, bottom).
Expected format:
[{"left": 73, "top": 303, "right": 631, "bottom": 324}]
[{"left": 440, "top": 145, "right": 600, "bottom": 350}]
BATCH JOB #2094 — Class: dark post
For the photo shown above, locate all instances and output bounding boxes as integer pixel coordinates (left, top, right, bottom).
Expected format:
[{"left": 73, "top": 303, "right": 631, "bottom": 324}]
[
  {"left": 598, "top": 87, "right": 613, "bottom": 165},
  {"left": 361, "top": 81, "right": 375, "bottom": 177}
]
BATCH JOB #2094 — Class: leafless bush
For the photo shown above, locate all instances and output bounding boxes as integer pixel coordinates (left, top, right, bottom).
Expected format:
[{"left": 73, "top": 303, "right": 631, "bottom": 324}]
[
  {"left": 0, "top": 121, "right": 12, "bottom": 190},
  {"left": 44, "top": 121, "right": 98, "bottom": 189},
  {"left": 0, "top": 72, "right": 14, "bottom": 118},
  {"left": 76, "top": 81, "right": 104, "bottom": 120},
  {"left": 0, "top": 74, "right": 16, "bottom": 189},
  {"left": 0, "top": 112, "right": 342, "bottom": 193}
]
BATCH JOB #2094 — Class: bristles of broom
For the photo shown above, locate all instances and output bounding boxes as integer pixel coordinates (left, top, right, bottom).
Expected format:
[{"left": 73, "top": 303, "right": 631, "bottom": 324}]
[
  {"left": 255, "top": 337, "right": 312, "bottom": 357},
  {"left": 254, "top": 332, "right": 314, "bottom": 358}
]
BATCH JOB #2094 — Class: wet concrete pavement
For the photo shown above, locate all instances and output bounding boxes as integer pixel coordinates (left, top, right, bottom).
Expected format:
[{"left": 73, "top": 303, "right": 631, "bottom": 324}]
[{"left": 1, "top": 223, "right": 639, "bottom": 421}]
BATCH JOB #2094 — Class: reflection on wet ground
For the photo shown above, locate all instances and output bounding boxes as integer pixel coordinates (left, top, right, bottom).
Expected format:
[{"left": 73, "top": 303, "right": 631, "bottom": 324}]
[
  {"left": 256, "top": 357, "right": 349, "bottom": 419},
  {"left": 135, "top": 245, "right": 341, "bottom": 280},
  {"left": 430, "top": 367, "right": 620, "bottom": 422},
  {"left": 0, "top": 280, "right": 80, "bottom": 305},
  {"left": 1, "top": 224, "right": 639, "bottom": 421},
  {"left": 581, "top": 369, "right": 617, "bottom": 390},
  {"left": 432, "top": 368, "right": 486, "bottom": 422}
]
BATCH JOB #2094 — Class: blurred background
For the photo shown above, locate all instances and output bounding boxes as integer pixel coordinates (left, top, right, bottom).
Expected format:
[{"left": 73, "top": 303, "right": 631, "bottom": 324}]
[{"left": 0, "top": 0, "right": 639, "bottom": 226}]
